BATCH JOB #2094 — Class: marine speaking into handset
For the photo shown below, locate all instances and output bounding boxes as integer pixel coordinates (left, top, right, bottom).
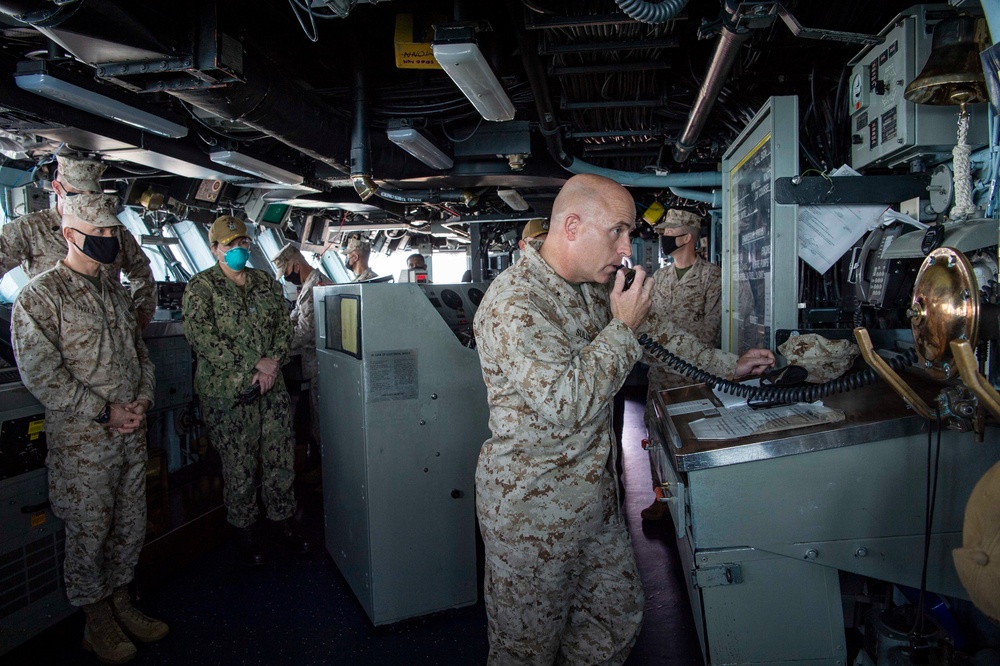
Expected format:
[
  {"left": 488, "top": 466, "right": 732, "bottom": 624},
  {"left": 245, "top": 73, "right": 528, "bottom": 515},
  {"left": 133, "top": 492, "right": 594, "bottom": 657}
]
[{"left": 617, "top": 259, "right": 637, "bottom": 291}]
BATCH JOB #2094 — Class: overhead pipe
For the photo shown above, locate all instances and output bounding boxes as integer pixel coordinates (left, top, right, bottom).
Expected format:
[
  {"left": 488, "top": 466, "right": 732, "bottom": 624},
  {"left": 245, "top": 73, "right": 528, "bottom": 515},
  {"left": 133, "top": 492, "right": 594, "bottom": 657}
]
[
  {"left": 507, "top": 0, "right": 571, "bottom": 168},
  {"left": 615, "top": 0, "right": 689, "bottom": 24},
  {"left": 350, "top": 55, "right": 470, "bottom": 205},
  {"left": 669, "top": 186, "right": 721, "bottom": 207},
  {"left": 673, "top": 2, "right": 751, "bottom": 163},
  {"left": 566, "top": 158, "right": 721, "bottom": 188}
]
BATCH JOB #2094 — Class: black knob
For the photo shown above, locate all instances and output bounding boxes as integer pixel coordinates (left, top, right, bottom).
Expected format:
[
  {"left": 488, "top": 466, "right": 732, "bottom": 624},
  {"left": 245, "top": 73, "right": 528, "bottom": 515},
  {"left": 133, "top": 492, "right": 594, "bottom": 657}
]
[{"left": 451, "top": 489, "right": 463, "bottom": 499}]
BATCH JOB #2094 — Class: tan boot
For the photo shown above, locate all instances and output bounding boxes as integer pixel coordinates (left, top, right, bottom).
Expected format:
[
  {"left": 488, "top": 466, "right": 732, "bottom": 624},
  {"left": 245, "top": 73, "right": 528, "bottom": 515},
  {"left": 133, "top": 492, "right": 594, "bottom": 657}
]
[
  {"left": 82, "top": 599, "right": 137, "bottom": 665},
  {"left": 110, "top": 587, "right": 170, "bottom": 643}
]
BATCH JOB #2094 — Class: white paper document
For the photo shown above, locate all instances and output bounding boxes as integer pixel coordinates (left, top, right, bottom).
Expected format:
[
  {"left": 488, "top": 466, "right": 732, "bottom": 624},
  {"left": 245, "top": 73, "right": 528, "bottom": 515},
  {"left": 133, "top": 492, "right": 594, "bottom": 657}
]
[
  {"left": 688, "top": 402, "right": 845, "bottom": 440},
  {"left": 797, "top": 165, "right": 888, "bottom": 275},
  {"left": 665, "top": 399, "right": 721, "bottom": 416}
]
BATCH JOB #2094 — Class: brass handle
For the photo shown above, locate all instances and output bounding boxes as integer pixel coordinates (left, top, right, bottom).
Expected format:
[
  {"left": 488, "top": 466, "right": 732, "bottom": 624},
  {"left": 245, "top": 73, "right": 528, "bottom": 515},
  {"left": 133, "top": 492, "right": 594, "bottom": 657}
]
[
  {"left": 950, "top": 340, "right": 1000, "bottom": 423},
  {"left": 854, "top": 328, "right": 935, "bottom": 420}
]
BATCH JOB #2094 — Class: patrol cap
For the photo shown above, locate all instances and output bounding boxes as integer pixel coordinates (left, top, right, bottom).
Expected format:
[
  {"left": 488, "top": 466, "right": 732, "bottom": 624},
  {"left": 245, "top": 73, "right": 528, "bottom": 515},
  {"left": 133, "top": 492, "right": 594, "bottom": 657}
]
[
  {"left": 343, "top": 236, "right": 371, "bottom": 256},
  {"left": 56, "top": 154, "right": 106, "bottom": 193},
  {"left": 63, "top": 193, "right": 122, "bottom": 228},
  {"left": 209, "top": 215, "right": 248, "bottom": 245},
  {"left": 653, "top": 209, "right": 701, "bottom": 235},
  {"left": 521, "top": 218, "right": 549, "bottom": 240},
  {"left": 271, "top": 243, "right": 302, "bottom": 273}
]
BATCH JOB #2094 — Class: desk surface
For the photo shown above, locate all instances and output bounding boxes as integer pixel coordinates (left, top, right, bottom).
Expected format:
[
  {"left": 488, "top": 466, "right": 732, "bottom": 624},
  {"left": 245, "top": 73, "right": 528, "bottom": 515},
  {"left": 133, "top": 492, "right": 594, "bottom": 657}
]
[{"left": 653, "top": 371, "right": 948, "bottom": 472}]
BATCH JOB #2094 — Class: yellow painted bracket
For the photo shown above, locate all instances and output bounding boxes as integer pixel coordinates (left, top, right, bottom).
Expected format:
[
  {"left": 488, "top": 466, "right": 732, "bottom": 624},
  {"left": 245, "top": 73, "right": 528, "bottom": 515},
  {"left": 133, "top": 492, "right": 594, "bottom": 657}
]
[
  {"left": 854, "top": 328, "right": 935, "bottom": 420},
  {"left": 950, "top": 340, "right": 1000, "bottom": 423}
]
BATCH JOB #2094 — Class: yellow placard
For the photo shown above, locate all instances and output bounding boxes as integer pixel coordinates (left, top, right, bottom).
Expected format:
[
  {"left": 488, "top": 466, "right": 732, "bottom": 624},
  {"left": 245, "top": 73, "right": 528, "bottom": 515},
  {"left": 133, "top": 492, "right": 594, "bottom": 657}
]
[
  {"left": 28, "top": 419, "right": 44, "bottom": 434},
  {"left": 394, "top": 14, "right": 442, "bottom": 70},
  {"left": 31, "top": 511, "right": 46, "bottom": 527},
  {"left": 341, "top": 298, "right": 359, "bottom": 356}
]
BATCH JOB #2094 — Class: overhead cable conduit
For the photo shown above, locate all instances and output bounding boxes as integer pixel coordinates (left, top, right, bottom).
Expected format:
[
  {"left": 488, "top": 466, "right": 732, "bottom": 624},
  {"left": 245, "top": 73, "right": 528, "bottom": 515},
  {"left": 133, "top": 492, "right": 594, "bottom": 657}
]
[{"left": 614, "top": 0, "right": 689, "bottom": 25}]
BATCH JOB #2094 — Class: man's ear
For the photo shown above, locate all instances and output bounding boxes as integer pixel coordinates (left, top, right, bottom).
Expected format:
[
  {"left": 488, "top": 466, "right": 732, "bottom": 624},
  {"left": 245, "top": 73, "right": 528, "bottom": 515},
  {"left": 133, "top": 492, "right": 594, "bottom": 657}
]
[
  {"left": 61, "top": 226, "right": 75, "bottom": 244},
  {"left": 562, "top": 213, "right": 581, "bottom": 241}
]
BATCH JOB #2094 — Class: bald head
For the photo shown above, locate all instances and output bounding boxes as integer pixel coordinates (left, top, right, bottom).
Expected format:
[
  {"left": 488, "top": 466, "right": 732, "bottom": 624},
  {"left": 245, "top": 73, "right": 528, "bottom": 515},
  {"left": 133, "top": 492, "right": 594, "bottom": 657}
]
[
  {"left": 540, "top": 174, "right": 636, "bottom": 284},
  {"left": 550, "top": 174, "right": 633, "bottom": 229}
]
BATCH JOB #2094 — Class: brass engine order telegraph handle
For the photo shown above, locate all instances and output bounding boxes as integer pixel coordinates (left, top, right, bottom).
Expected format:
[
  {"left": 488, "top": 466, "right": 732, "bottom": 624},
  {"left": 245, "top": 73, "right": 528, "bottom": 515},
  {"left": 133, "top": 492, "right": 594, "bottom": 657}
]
[
  {"left": 950, "top": 340, "right": 1000, "bottom": 423},
  {"left": 854, "top": 327, "right": 935, "bottom": 420}
]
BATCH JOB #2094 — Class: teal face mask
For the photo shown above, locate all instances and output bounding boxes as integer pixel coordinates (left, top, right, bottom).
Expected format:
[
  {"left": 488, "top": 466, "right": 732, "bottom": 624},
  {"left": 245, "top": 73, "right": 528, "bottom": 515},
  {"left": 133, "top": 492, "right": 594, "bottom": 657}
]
[{"left": 224, "top": 246, "right": 250, "bottom": 271}]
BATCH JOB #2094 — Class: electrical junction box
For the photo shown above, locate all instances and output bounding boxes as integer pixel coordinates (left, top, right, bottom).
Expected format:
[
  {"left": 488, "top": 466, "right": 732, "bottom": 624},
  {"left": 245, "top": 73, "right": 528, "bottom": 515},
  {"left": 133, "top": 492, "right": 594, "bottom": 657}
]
[{"left": 848, "top": 4, "right": 987, "bottom": 170}]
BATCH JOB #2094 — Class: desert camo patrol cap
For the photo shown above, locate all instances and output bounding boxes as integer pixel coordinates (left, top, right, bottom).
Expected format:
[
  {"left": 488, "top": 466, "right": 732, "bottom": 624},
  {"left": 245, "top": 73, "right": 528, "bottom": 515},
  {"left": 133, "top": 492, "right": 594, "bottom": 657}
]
[
  {"left": 56, "top": 154, "right": 106, "bottom": 193},
  {"left": 209, "top": 215, "right": 248, "bottom": 245},
  {"left": 271, "top": 243, "right": 302, "bottom": 273},
  {"left": 344, "top": 236, "right": 371, "bottom": 255},
  {"left": 653, "top": 209, "right": 701, "bottom": 235},
  {"left": 63, "top": 193, "right": 122, "bottom": 228}
]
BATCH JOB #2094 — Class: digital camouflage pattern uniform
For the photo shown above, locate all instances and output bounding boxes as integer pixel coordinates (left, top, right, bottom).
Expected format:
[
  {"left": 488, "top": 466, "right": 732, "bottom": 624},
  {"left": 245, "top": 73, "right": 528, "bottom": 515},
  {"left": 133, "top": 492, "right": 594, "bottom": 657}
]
[
  {"left": 289, "top": 268, "right": 331, "bottom": 442},
  {"left": 0, "top": 207, "right": 156, "bottom": 326},
  {"left": 474, "top": 242, "right": 743, "bottom": 664},
  {"left": 182, "top": 264, "right": 296, "bottom": 529},
  {"left": 473, "top": 243, "right": 645, "bottom": 665},
  {"left": 353, "top": 266, "right": 377, "bottom": 282},
  {"left": 12, "top": 263, "right": 155, "bottom": 606},
  {"left": 643, "top": 256, "right": 730, "bottom": 431}
]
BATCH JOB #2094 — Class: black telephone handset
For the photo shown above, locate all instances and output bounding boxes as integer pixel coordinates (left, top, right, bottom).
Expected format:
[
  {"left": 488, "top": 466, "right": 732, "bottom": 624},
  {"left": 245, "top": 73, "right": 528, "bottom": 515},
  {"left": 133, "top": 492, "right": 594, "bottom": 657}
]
[{"left": 618, "top": 266, "right": 637, "bottom": 291}]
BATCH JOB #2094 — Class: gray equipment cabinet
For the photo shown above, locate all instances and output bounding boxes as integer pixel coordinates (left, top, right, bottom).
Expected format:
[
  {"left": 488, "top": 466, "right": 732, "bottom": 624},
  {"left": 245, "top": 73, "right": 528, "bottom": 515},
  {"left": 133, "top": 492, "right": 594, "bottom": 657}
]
[
  {"left": 313, "top": 282, "right": 491, "bottom": 625},
  {"left": 0, "top": 384, "right": 74, "bottom": 656},
  {"left": 648, "top": 381, "right": 1000, "bottom": 665}
]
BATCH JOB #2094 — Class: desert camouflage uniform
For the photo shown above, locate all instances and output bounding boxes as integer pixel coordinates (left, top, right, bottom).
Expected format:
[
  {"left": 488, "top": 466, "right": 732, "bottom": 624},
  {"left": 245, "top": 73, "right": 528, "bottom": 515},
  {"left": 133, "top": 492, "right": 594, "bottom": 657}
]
[
  {"left": 643, "top": 256, "right": 732, "bottom": 432},
  {"left": 0, "top": 206, "right": 156, "bottom": 325},
  {"left": 11, "top": 262, "right": 155, "bottom": 606},
  {"left": 474, "top": 242, "right": 742, "bottom": 663},
  {"left": 353, "top": 267, "right": 377, "bottom": 282},
  {"left": 182, "top": 264, "right": 296, "bottom": 528},
  {"left": 473, "top": 243, "right": 645, "bottom": 665},
  {"left": 290, "top": 268, "right": 331, "bottom": 442}
]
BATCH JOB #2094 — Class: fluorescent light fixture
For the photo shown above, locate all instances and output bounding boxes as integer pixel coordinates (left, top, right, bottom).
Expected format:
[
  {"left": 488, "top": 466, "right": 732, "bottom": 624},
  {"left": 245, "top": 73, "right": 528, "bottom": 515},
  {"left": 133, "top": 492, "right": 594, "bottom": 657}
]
[
  {"left": 431, "top": 42, "right": 515, "bottom": 122},
  {"left": 14, "top": 73, "right": 188, "bottom": 139},
  {"left": 387, "top": 127, "right": 453, "bottom": 170},
  {"left": 496, "top": 188, "right": 529, "bottom": 211},
  {"left": 209, "top": 150, "right": 304, "bottom": 187}
]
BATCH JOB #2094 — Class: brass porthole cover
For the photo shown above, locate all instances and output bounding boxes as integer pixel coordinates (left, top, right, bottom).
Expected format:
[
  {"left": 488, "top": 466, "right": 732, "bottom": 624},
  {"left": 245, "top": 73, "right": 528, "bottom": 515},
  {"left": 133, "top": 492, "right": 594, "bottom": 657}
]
[{"left": 910, "top": 247, "right": 979, "bottom": 381}]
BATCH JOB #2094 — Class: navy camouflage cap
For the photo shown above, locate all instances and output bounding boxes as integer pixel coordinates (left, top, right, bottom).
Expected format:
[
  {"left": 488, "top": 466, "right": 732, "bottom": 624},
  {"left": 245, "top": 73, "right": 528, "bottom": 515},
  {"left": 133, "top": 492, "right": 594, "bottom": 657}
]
[{"left": 63, "top": 193, "right": 122, "bottom": 228}]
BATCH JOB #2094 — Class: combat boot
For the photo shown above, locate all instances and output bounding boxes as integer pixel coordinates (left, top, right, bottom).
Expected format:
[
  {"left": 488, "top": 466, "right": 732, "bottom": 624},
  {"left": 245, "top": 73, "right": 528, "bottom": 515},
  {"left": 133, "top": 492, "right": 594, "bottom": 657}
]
[
  {"left": 82, "top": 599, "right": 137, "bottom": 664},
  {"left": 273, "top": 518, "right": 311, "bottom": 555},
  {"left": 110, "top": 587, "right": 169, "bottom": 642},
  {"left": 238, "top": 524, "right": 265, "bottom": 566}
]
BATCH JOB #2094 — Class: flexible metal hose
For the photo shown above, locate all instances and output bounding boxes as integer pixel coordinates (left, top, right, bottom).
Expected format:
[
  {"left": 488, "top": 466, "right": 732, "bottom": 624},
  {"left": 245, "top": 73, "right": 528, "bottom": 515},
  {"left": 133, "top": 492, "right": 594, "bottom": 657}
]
[{"left": 615, "top": 0, "right": 689, "bottom": 24}]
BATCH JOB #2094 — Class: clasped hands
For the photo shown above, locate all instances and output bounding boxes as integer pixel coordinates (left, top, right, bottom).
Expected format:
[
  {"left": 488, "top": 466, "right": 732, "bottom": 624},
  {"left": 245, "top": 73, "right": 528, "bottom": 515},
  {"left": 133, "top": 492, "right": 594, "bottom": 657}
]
[
  {"left": 251, "top": 357, "right": 281, "bottom": 395},
  {"left": 107, "top": 399, "right": 152, "bottom": 434}
]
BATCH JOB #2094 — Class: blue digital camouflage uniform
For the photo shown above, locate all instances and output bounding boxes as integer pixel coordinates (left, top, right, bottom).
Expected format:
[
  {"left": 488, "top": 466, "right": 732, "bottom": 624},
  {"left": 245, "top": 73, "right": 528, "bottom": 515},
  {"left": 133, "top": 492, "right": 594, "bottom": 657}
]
[
  {"left": 181, "top": 263, "right": 296, "bottom": 529},
  {"left": 474, "top": 242, "right": 742, "bottom": 664},
  {"left": 0, "top": 206, "right": 156, "bottom": 325},
  {"left": 11, "top": 262, "right": 155, "bottom": 606}
]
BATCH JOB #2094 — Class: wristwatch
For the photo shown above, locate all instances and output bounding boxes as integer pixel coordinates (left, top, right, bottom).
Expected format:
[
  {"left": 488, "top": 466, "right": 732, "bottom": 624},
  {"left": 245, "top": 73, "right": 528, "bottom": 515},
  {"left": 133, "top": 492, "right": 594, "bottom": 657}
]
[{"left": 94, "top": 403, "right": 111, "bottom": 425}]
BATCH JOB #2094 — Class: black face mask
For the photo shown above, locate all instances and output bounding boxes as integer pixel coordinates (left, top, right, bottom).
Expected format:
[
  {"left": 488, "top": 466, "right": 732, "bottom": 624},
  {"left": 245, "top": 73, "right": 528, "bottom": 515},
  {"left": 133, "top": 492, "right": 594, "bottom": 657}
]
[
  {"left": 72, "top": 229, "right": 120, "bottom": 265},
  {"left": 285, "top": 269, "right": 303, "bottom": 286},
  {"left": 661, "top": 234, "right": 687, "bottom": 256}
]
